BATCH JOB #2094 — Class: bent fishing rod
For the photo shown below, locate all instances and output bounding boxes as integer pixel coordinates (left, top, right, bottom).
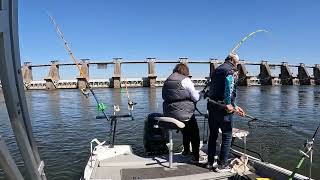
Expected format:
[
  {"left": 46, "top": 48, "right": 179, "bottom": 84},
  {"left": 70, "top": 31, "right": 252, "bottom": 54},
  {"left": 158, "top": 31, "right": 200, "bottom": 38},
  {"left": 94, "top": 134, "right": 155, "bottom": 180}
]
[
  {"left": 48, "top": 14, "right": 110, "bottom": 121},
  {"left": 48, "top": 14, "right": 137, "bottom": 121},
  {"left": 201, "top": 29, "right": 269, "bottom": 90}
]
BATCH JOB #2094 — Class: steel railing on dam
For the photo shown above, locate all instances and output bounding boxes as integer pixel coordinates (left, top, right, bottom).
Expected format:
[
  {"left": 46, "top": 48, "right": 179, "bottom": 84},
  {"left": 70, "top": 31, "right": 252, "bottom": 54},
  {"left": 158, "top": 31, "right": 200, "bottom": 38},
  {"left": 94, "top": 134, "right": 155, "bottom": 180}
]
[{"left": 1, "top": 58, "right": 319, "bottom": 90}]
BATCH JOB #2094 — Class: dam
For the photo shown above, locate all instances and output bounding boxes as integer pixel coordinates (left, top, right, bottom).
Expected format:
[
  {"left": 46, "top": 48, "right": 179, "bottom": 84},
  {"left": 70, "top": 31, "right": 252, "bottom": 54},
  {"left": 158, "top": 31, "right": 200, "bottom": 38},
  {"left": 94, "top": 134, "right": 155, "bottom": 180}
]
[{"left": 1, "top": 58, "right": 319, "bottom": 90}]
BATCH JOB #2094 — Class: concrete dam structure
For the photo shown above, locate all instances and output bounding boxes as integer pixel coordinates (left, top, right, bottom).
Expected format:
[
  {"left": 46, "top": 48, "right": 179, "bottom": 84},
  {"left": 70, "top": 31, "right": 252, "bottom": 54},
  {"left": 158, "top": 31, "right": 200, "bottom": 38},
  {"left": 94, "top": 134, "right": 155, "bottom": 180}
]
[{"left": 1, "top": 58, "right": 320, "bottom": 90}]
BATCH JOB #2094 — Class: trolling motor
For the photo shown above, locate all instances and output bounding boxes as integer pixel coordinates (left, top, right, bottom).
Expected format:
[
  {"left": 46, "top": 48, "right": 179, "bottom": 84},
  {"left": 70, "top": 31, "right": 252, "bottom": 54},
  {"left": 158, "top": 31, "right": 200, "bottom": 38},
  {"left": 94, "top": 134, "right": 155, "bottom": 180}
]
[{"left": 143, "top": 113, "right": 169, "bottom": 155}]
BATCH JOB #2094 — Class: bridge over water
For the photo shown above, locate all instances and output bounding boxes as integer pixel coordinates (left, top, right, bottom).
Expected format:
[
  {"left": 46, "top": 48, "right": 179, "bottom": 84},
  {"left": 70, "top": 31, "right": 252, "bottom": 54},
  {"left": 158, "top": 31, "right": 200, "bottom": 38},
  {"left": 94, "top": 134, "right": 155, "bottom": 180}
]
[{"left": 1, "top": 58, "right": 319, "bottom": 90}]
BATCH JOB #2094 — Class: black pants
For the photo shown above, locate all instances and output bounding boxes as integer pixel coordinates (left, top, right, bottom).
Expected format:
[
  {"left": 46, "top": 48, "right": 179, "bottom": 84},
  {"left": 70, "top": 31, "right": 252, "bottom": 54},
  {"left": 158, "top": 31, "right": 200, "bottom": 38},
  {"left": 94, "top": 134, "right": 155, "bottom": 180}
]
[{"left": 181, "top": 115, "right": 200, "bottom": 160}]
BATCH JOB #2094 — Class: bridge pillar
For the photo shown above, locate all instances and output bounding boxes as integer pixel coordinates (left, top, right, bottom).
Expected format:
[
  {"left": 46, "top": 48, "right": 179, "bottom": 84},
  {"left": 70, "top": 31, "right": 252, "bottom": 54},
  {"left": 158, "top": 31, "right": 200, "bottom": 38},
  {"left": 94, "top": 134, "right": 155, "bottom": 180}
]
[
  {"left": 280, "top": 62, "right": 293, "bottom": 85},
  {"left": 237, "top": 63, "right": 250, "bottom": 86},
  {"left": 209, "top": 59, "right": 219, "bottom": 78},
  {"left": 313, "top": 64, "right": 320, "bottom": 85},
  {"left": 298, "top": 63, "right": 311, "bottom": 85},
  {"left": 111, "top": 58, "right": 121, "bottom": 88},
  {"left": 44, "top": 60, "right": 60, "bottom": 90},
  {"left": 259, "top": 61, "right": 275, "bottom": 85},
  {"left": 147, "top": 58, "right": 157, "bottom": 88},
  {"left": 22, "top": 62, "right": 33, "bottom": 83},
  {"left": 77, "top": 59, "right": 90, "bottom": 89}
]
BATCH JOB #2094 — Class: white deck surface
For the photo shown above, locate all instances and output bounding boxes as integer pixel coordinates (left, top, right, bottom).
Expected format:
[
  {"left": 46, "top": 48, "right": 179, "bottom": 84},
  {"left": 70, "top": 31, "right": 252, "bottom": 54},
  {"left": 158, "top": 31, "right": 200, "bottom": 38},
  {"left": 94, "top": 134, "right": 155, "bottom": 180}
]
[{"left": 90, "top": 152, "right": 234, "bottom": 180}]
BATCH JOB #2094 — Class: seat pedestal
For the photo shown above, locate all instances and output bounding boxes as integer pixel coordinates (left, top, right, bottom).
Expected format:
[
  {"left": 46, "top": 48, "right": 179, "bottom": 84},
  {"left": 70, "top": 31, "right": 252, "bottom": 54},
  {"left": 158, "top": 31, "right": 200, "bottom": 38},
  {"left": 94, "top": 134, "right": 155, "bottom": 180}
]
[{"left": 154, "top": 116, "right": 185, "bottom": 169}]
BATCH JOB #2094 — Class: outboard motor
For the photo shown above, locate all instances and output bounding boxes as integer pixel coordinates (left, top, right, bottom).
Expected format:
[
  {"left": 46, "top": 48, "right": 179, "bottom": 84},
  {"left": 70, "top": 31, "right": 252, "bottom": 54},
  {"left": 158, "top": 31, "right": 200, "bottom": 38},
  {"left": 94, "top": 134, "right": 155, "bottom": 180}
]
[{"left": 143, "top": 113, "right": 168, "bottom": 155}]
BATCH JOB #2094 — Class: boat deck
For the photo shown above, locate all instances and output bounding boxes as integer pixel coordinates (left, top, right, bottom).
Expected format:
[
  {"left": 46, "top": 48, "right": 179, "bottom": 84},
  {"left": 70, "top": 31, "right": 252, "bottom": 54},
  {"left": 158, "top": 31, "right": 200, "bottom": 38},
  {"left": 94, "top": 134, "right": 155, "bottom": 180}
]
[
  {"left": 87, "top": 128, "right": 251, "bottom": 180},
  {"left": 84, "top": 128, "right": 313, "bottom": 180},
  {"left": 90, "top": 152, "right": 235, "bottom": 180}
]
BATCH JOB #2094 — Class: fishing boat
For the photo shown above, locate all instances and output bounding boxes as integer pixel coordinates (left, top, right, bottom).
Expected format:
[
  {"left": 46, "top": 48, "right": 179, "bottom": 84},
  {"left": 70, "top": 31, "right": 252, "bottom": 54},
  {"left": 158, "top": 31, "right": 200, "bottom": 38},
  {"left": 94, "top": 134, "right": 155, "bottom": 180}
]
[
  {"left": 0, "top": 1, "right": 317, "bottom": 180},
  {"left": 81, "top": 109, "right": 314, "bottom": 180}
]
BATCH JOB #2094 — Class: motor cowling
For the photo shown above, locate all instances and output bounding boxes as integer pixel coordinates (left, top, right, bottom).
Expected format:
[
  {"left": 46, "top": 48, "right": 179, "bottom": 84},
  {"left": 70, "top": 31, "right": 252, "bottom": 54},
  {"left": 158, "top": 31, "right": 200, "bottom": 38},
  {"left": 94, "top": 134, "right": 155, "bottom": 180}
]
[{"left": 143, "top": 113, "right": 168, "bottom": 155}]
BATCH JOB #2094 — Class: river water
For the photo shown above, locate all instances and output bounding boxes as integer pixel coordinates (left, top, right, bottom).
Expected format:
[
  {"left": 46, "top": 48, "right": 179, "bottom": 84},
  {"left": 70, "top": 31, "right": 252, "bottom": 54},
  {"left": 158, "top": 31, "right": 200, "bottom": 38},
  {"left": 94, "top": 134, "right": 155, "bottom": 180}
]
[{"left": 0, "top": 86, "right": 320, "bottom": 179}]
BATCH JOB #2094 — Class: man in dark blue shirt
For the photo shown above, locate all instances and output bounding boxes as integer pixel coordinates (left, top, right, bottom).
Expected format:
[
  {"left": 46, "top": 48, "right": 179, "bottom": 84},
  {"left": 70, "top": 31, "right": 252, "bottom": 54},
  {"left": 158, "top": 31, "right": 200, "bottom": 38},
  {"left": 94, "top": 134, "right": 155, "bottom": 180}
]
[{"left": 207, "top": 53, "right": 245, "bottom": 172}]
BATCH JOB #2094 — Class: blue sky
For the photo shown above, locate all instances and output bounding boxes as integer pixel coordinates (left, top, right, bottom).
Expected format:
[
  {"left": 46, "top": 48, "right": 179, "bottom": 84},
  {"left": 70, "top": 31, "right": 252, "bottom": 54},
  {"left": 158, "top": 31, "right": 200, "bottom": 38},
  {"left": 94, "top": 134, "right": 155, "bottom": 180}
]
[{"left": 18, "top": 0, "right": 320, "bottom": 80}]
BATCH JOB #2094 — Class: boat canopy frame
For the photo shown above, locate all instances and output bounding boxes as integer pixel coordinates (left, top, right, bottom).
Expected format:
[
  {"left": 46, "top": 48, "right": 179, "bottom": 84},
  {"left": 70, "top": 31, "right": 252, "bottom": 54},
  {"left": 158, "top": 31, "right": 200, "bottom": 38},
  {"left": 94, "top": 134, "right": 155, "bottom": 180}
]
[{"left": 0, "top": 0, "right": 46, "bottom": 179}]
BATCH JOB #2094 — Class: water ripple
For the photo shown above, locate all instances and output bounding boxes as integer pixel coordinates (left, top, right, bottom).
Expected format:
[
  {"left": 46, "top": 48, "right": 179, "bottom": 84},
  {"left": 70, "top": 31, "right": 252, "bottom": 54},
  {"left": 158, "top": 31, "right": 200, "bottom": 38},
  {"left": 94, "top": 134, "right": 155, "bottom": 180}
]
[{"left": 0, "top": 87, "right": 319, "bottom": 179}]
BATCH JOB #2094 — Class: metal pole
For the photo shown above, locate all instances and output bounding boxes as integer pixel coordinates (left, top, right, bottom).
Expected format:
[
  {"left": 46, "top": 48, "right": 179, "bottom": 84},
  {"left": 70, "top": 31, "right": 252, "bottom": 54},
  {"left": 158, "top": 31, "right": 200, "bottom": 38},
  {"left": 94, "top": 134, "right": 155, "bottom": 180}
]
[
  {"left": 0, "top": 0, "right": 46, "bottom": 179},
  {"left": 202, "top": 116, "right": 206, "bottom": 143},
  {"left": 169, "top": 130, "right": 173, "bottom": 168},
  {"left": 111, "top": 118, "right": 118, "bottom": 148},
  {"left": 0, "top": 136, "right": 24, "bottom": 180},
  {"left": 309, "top": 149, "right": 313, "bottom": 179},
  {"left": 244, "top": 136, "right": 248, "bottom": 172}
]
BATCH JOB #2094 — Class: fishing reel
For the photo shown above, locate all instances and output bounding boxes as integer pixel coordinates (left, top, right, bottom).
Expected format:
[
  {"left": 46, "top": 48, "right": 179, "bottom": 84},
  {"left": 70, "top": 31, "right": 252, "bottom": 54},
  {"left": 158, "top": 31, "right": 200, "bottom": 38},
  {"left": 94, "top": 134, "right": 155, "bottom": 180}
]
[
  {"left": 128, "top": 100, "right": 137, "bottom": 120},
  {"left": 113, "top": 105, "right": 121, "bottom": 115},
  {"left": 299, "top": 139, "right": 314, "bottom": 157},
  {"left": 128, "top": 100, "right": 137, "bottom": 111},
  {"left": 305, "top": 139, "right": 314, "bottom": 149},
  {"left": 81, "top": 88, "right": 90, "bottom": 98}
]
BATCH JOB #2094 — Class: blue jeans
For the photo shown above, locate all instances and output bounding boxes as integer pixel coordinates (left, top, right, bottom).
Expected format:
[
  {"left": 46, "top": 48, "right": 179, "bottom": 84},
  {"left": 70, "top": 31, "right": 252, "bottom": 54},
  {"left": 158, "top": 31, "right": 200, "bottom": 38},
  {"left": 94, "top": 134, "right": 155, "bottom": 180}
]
[{"left": 207, "top": 103, "right": 233, "bottom": 165}]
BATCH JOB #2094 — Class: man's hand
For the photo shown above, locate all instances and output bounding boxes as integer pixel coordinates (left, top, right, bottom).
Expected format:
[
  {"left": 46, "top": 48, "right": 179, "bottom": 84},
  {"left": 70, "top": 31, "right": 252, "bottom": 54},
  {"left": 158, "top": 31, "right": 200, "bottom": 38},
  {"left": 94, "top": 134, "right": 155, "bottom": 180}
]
[
  {"left": 236, "top": 106, "right": 246, "bottom": 117},
  {"left": 226, "top": 104, "right": 234, "bottom": 113}
]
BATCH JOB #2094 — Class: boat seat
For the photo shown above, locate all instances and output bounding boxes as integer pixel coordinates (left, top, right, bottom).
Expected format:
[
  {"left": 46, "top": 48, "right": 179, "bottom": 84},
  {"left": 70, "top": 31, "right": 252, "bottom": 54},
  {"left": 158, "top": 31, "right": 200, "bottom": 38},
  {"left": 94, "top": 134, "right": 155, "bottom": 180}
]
[
  {"left": 153, "top": 116, "right": 185, "bottom": 168},
  {"left": 154, "top": 117, "right": 185, "bottom": 129}
]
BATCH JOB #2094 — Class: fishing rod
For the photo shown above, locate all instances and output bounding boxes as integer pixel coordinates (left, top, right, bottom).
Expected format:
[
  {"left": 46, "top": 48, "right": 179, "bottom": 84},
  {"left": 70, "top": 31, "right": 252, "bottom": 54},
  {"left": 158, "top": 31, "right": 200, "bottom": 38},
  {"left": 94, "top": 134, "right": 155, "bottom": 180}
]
[
  {"left": 202, "top": 29, "right": 269, "bottom": 94},
  {"left": 245, "top": 115, "right": 291, "bottom": 128},
  {"left": 207, "top": 98, "right": 257, "bottom": 121},
  {"left": 244, "top": 111, "right": 292, "bottom": 128},
  {"left": 122, "top": 79, "right": 137, "bottom": 119},
  {"left": 207, "top": 98, "right": 248, "bottom": 117},
  {"left": 206, "top": 98, "right": 292, "bottom": 128},
  {"left": 47, "top": 13, "right": 111, "bottom": 121},
  {"left": 246, "top": 114, "right": 258, "bottom": 122},
  {"left": 230, "top": 29, "right": 268, "bottom": 53},
  {"left": 289, "top": 121, "right": 320, "bottom": 180}
]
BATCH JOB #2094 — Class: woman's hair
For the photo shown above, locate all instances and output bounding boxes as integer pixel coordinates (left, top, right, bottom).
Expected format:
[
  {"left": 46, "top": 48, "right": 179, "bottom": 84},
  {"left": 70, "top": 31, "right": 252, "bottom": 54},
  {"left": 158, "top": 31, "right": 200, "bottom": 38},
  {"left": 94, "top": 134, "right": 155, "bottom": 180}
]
[{"left": 173, "top": 63, "right": 189, "bottom": 76}]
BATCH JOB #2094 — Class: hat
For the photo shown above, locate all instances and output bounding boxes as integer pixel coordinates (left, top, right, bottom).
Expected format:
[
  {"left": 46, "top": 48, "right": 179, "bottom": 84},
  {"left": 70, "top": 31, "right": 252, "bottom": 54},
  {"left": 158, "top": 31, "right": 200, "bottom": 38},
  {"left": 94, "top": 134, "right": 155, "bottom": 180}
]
[{"left": 226, "top": 52, "right": 240, "bottom": 62}]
